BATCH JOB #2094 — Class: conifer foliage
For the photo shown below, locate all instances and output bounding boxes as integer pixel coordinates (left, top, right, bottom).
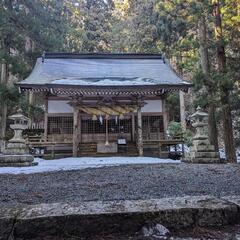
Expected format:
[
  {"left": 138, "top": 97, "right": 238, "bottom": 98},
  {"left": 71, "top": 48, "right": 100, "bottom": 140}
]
[{"left": 0, "top": 0, "right": 239, "bottom": 160}]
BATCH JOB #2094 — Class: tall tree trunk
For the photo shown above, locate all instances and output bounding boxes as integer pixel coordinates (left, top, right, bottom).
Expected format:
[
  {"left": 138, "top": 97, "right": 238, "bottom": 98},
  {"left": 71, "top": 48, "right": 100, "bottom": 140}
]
[
  {"left": 176, "top": 55, "right": 187, "bottom": 131},
  {"left": 0, "top": 63, "right": 8, "bottom": 148},
  {"left": 198, "top": 16, "right": 219, "bottom": 151},
  {"left": 212, "top": 0, "right": 236, "bottom": 163}
]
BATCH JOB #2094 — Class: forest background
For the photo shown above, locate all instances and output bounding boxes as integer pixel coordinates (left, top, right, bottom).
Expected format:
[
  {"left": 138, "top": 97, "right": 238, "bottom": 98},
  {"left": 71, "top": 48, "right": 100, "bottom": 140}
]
[{"left": 0, "top": 0, "right": 239, "bottom": 161}]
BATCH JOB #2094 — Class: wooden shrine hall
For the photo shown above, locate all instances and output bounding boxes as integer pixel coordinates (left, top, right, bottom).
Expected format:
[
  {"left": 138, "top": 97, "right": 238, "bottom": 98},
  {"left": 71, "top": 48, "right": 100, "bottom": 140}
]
[{"left": 18, "top": 53, "right": 191, "bottom": 157}]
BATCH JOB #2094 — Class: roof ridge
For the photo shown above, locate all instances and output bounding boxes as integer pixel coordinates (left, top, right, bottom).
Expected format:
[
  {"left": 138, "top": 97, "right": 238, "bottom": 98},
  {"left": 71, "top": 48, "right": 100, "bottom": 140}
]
[{"left": 43, "top": 52, "right": 162, "bottom": 60}]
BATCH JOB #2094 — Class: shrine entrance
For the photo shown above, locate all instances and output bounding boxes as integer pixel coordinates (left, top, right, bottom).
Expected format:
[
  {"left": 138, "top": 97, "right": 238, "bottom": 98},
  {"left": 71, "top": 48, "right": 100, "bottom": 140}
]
[
  {"left": 80, "top": 115, "right": 133, "bottom": 143},
  {"left": 71, "top": 101, "right": 143, "bottom": 156}
]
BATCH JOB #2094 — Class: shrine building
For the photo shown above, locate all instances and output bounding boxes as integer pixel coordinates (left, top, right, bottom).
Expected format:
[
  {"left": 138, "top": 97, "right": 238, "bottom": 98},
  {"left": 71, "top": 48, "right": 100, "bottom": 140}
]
[{"left": 17, "top": 53, "right": 191, "bottom": 157}]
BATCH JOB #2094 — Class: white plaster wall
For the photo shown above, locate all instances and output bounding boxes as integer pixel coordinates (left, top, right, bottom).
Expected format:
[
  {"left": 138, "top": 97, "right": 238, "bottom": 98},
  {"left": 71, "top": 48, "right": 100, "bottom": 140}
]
[
  {"left": 141, "top": 100, "right": 162, "bottom": 113},
  {"left": 48, "top": 100, "right": 73, "bottom": 113},
  {"left": 48, "top": 99, "right": 162, "bottom": 114}
]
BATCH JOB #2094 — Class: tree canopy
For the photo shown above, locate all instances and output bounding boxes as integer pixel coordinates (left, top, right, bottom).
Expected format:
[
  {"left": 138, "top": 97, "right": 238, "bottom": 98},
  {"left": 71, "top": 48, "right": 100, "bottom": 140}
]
[{"left": 0, "top": 0, "right": 240, "bottom": 160}]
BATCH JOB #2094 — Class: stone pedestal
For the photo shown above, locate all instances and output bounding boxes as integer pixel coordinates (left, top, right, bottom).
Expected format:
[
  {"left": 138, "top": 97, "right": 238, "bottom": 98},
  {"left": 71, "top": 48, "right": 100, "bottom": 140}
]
[
  {"left": 184, "top": 107, "right": 220, "bottom": 164},
  {"left": 0, "top": 109, "right": 36, "bottom": 167}
]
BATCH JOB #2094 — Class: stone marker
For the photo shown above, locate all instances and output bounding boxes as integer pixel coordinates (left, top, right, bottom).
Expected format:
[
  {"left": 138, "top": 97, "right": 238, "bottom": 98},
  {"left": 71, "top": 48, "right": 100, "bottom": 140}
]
[
  {"left": 0, "top": 109, "right": 36, "bottom": 167},
  {"left": 184, "top": 106, "right": 220, "bottom": 163}
]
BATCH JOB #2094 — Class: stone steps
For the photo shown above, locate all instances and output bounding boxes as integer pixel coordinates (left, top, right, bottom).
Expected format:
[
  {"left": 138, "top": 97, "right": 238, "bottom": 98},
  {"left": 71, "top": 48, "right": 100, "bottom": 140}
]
[
  {"left": 1, "top": 195, "right": 239, "bottom": 239},
  {"left": 78, "top": 142, "right": 138, "bottom": 156}
]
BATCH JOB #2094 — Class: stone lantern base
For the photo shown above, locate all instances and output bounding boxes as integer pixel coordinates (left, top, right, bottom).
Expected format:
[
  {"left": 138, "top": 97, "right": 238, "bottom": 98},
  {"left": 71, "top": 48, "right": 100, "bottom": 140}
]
[
  {"left": 184, "top": 141, "right": 220, "bottom": 164},
  {"left": 0, "top": 154, "right": 36, "bottom": 167},
  {"left": 0, "top": 142, "right": 36, "bottom": 167}
]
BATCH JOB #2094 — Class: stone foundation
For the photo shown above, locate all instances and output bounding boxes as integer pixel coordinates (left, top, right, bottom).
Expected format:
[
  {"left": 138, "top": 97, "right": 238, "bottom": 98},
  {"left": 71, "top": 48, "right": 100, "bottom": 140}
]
[
  {"left": 2, "top": 143, "right": 28, "bottom": 155},
  {"left": 0, "top": 154, "right": 35, "bottom": 167},
  {"left": 184, "top": 142, "right": 220, "bottom": 163},
  {"left": 0, "top": 195, "right": 239, "bottom": 239}
]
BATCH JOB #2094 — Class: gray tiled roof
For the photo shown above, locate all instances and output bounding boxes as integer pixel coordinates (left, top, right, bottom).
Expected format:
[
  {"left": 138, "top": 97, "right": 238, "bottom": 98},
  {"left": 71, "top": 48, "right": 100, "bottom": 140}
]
[{"left": 19, "top": 54, "right": 190, "bottom": 87}]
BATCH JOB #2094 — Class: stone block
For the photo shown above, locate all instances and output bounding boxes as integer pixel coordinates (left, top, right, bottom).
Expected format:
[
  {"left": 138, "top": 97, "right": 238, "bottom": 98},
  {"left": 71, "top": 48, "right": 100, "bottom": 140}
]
[
  {"left": 184, "top": 150, "right": 220, "bottom": 163},
  {"left": 190, "top": 145, "right": 215, "bottom": 152},
  {"left": 190, "top": 151, "right": 219, "bottom": 159},
  {"left": 0, "top": 154, "right": 35, "bottom": 167},
  {"left": 0, "top": 196, "right": 239, "bottom": 239}
]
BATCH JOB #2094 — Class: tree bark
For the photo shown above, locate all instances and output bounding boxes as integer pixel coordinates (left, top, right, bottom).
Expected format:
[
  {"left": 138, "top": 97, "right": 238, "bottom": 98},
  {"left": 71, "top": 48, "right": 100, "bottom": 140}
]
[
  {"left": 212, "top": 0, "right": 236, "bottom": 162},
  {"left": 198, "top": 16, "right": 219, "bottom": 151},
  {"left": 0, "top": 63, "right": 8, "bottom": 145},
  {"left": 221, "top": 92, "right": 236, "bottom": 163}
]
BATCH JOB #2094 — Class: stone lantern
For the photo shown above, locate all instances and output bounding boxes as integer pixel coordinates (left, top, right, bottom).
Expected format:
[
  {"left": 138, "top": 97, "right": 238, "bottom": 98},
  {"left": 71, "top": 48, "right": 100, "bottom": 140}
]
[
  {"left": 9, "top": 109, "right": 29, "bottom": 142},
  {"left": 184, "top": 106, "right": 220, "bottom": 163},
  {"left": 0, "top": 109, "right": 36, "bottom": 167}
]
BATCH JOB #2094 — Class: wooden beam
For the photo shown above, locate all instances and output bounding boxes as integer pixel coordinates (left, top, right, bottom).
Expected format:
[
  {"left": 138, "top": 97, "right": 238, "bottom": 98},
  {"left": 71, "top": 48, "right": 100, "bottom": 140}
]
[
  {"left": 162, "top": 99, "right": 168, "bottom": 139},
  {"left": 73, "top": 107, "right": 80, "bottom": 157},
  {"left": 179, "top": 90, "right": 186, "bottom": 130},
  {"left": 44, "top": 96, "right": 48, "bottom": 142},
  {"left": 131, "top": 113, "right": 135, "bottom": 142},
  {"left": 137, "top": 107, "right": 143, "bottom": 156}
]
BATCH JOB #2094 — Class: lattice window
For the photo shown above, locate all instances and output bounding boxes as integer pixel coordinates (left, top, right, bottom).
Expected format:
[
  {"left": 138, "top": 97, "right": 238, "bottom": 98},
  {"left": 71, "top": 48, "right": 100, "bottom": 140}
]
[
  {"left": 109, "top": 118, "right": 132, "bottom": 134},
  {"left": 136, "top": 115, "right": 164, "bottom": 140},
  {"left": 81, "top": 119, "right": 106, "bottom": 134},
  {"left": 48, "top": 116, "right": 73, "bottom": 134}
]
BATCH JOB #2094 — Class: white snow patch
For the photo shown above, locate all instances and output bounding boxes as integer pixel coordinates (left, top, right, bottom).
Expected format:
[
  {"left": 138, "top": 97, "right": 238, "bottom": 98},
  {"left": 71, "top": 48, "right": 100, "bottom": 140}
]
[
  {"left": 0, "top": 157, "right": 181, "bottom": 175},
  {"left": 52, "top": 78, "right": 156, "bottom": 86},
  {"left": 219, "top": 148, "right": 240, "bottom": 162}
]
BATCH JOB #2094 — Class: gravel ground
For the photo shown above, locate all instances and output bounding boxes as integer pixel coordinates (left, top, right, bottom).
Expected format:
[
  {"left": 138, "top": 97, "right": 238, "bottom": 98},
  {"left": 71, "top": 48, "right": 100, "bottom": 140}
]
[{"left": 1, "top": 163, "right": 240, "bottom": 206}]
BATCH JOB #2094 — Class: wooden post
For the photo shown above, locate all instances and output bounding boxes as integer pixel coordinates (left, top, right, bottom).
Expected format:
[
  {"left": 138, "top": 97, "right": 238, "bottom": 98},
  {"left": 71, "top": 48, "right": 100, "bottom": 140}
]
[
  {"left": 158, "top": 142, "right": 162, "bottom": 157},
  {"left": 131, "top": 113, "right": 135, "bottom": 142},
  {"left": 179, "top": 91, "right": 186, "bottom": 131},
  {"left": 79, "top": 113, "right": 82, "bottom": 144},
  {"left": 44, "top": 97, "right": 48, "bottom": 142},
  {"left": 105, "top": 115, "right": 109, "bottom": 145},
  {"left": 137, "top": 106, "right": 143, "bottom": 156},
  {"left": 162, "top": 99, "right": 168, "bottom": 139},
  {"left": 28, "top": 92, "right": 34, "bottom": 128},
  {"left": 73, "top": 107, "right": 80, "bottom": 157}
]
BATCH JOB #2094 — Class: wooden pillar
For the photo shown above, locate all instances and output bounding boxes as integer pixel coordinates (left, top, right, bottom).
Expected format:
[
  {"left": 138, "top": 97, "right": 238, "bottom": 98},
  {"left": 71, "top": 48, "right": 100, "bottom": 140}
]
[
  {"left": 73, "top": 107, "right": 80, "bottom": 157},
  {"left": 28, "top": 92, "right": 34, "bottom": 128},
  {"left": 79, "top": 114, "right": 82, "bottom": 144},
  {"left": 137, "top": 106, "right": 143, "bottom": 156},
  {"left": 162, "top": 99, "right": 168, "bottom": 139},
  {"left": 131, "top": 113, "right": 135, "bottom": 142},
  {"left": 44, "top": 97, "right": 48, "bottom": 142},
  {"left": 180, "top": 90, "right": 186, "bottom": 131}
]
